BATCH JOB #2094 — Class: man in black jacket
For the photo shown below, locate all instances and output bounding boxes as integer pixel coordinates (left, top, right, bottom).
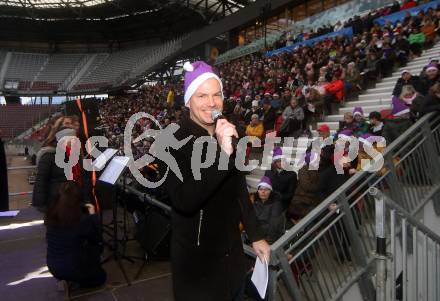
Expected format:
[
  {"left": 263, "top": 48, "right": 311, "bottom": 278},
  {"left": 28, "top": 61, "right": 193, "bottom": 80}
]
[
  {"left": 392, "top": 70, "right": 424, "bottom": 97},
  {"left": 0, "top": 130, "right": 8, "bottom": 211},
  {"left": 161, "top": 61, "right": 269, "bottom": 301}
]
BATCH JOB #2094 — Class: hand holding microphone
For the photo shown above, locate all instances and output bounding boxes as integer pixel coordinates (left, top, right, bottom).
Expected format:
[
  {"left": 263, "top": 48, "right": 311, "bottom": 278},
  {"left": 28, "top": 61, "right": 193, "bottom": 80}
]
[{"left": 211, "top": 110, "right": 239, "bottom": 156}]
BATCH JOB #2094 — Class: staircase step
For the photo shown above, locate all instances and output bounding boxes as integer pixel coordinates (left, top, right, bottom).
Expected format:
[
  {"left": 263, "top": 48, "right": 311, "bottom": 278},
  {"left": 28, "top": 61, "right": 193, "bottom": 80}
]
[
  {"left": 344, "top": 99, "right": 392, "bottom": 108},
  {"left": 375, "top": 81, "right": 397, "bottom": 88},
  {"left": 339, "top": 104, "right": 390, "bottom": 114},
  {"left": 359, "top": 92, "right": 391, "bottom": 101},
  {"left": 367, "top": 86, "right": 394, "bottom": 93}
]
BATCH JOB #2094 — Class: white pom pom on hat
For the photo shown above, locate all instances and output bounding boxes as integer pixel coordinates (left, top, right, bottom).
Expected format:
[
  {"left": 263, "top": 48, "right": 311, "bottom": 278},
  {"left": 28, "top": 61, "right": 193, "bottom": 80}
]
[{"left": 183, "top": 61, "right": 194, "bottom": 72}]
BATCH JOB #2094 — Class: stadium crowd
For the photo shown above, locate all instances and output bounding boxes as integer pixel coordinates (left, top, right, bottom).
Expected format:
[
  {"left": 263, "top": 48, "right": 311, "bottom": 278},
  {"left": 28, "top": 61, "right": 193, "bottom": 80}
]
[
  {"left": 26, "top": 0, "right": 440, "bottom": 295},
  {"left": 93, "top": 0, "right": 440, "bottom": 246}
]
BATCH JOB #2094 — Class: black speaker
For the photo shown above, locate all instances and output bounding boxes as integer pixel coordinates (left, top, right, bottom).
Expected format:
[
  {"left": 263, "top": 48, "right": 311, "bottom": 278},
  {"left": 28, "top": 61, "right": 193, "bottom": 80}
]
[{"left": 134, "top": 207, "right": 171, "bottom": 259}]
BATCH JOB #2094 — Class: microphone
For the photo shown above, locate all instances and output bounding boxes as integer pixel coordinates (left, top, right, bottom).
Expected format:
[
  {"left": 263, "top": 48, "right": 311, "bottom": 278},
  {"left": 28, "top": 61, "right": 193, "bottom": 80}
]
[{"left": 211, "top": 110, "right": 238, "bottom": 151}]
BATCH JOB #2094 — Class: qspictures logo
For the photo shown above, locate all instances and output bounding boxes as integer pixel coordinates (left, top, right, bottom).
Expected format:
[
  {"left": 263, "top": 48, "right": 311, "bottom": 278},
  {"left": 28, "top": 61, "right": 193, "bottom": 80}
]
[{"left": 54, "top": 112, "right": 386, "bottom": 188}]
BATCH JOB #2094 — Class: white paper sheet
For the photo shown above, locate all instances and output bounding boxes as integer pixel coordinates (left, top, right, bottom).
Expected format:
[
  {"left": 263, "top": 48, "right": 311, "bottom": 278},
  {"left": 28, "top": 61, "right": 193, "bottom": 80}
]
[
  {"left": 98, "top": 156, "right": 130, "bottom": 184},
  {"left": 0, "top": 210, "right": 20, "bottom": 217},
  {"left": 251, "top": 257, "right": 269, "bottom": 299},
  {"left": 92, "top": 148, "right": 118, "bottom": 171}
]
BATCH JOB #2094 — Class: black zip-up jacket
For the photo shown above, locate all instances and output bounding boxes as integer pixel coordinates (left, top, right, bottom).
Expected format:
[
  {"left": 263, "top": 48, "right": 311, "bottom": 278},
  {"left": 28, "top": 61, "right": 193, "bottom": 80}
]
[{"left": 162, "top": 115, "right": 263, "bottom": 301}]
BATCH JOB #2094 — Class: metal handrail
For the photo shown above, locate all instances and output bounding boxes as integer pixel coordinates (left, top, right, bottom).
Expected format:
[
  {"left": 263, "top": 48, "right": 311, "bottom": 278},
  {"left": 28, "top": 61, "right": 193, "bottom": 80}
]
[
  {"left": 371, "top": 188, "right": 440, "bottom": 245},
  {"left": 271, "top": 112, "right": 436, "bottom": 251}
]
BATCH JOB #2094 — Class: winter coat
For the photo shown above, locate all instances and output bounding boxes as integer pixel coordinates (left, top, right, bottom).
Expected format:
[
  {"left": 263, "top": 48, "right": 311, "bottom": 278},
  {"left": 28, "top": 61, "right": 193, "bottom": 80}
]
[
  {"left": 32, "top": 147, "right": 69, "bottom": 209},
  {"left": 262, "top": 107, "right": 277, "bottom": 131},
  {"left": 354, "top": 120, "right": 370, "bottom": 136},
  {"left": 282, "top": 106, "right": 304, "bottom": 121},
  {"left": 325, "top": 79, "right": 345, "bottom": 102},
  {"left": 418, "top": 93, "right": 440, "bottom": 115},
  {"left": 382, "top": 117, "right": 413, "bottom": 144},
  {"left": 288, "top": 166, "right": 320, "bottom": 220},
  {"left": 246, "top": 122, "right": 265, "bottom": 143},
  {"left": 392, "top": 76, "right": 425, "bottom": 97},
  {"left": 251, "top": 191, "right": 284, "bottom": 244},
  {"left": 369, "top": 122, "right": 384, "bottom": 136},
  {"left": 264, "top": 168, "right": 297, "bottom": 210},
  {"left": 316, "top": 164, "right": 349, "bottom": 201},
  {"left": 162, "top": 115, "right": 263, "bottom": 301},
  {"left": 408, "top": 32, "right": 426, "bottom": 45}
]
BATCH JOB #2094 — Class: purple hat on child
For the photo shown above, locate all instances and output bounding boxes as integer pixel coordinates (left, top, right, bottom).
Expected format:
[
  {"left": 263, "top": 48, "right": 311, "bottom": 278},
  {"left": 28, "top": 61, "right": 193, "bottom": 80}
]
[
  {"left": 183, "top": 61, "right": 223, "bottom": 105},
  {"left": 258, "top": 176, "right": 273, "bottom": 190},
  {"left": 272, "top": 147, "right": 283, "bottom": 161},
  {"left": 391, "top": 96, "right": 410, "bottom": 116},
  {"left": 353, "top": 106, "right": 364, "bottom": 117}
]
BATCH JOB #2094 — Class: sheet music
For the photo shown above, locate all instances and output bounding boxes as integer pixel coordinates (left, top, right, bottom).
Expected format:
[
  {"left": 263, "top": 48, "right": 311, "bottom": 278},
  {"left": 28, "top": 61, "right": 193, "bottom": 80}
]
[
  {"left": 251, "top": 257, "right": 269, "bottom": 299},
  {"left": 99, "top": 156, "right": 130, "bottom": 184},
  {"left": 92, "top": 148, "right": 118, "bottom": 171}
]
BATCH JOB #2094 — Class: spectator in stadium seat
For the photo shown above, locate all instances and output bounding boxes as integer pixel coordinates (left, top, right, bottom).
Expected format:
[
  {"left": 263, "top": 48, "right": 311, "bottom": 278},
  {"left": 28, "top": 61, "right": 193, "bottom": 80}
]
[
  {"left": 323, "top": 71, "right": 345, "bottom": 115},
  {"left": 345, "top": 62, "right": 361, "bottom": 100},
  {"left": 398, "top": 85, "right": 425, "bottom": 119},
  {"left": 392, "top": 70, "right": 424, "bottom": 97},
  {"left": 408, "top": 26, "right": 426, "bottom": 57},
  {"left": 250, "top": 176, "right": 284, "bottom": 244},
  {"left": 288, "top": 152, "right": 320, "bottom": 220},
  {"left": 421, "top": 17, "right": 437, "bottom": 48},
  {"left": 353, "top": 107, "right": 370, "bottom": 136},
  {"left": 45, "top": 181, "right": 106, "bottom": 291},
  {"left": 393, "top": 31, "right": 410, "bottom": 66},
  {"left": 280, "top": 97, "right": 304, "bottom": 137},
  {"left": 262, "top": 98, "right": 277, "bottom": 132},
  {"left": 383, "top": 97, "right": 414, "bottom": 143},
  {"left": 244, "top": 100, "right": 259, "bottom": 123},
  {"left": 419, "top": 57, "right": 439, "bottom": 79},
  {"left": 369, "top": 111, "right": 384, "bottom": 136},
  {"left": 246, "top": 114, "right": 265, "bottom": 144},
  {"left": 363, "top": 50, "right": 381, "bottom": 85},
  {"left": 338, "top": 112, "right": 357, "bottom": 134},
  {"left": 418, "top": 82, "right": 440, "bottom": 115},
  {"left": 264, "top": 147, "right": 297, "bottom": 211},
  {"left": 421, "top": 64, "right": 440, "bottom": 94},
  {"left": 271, "top": 93, "right": 282, "bottom": 110}
]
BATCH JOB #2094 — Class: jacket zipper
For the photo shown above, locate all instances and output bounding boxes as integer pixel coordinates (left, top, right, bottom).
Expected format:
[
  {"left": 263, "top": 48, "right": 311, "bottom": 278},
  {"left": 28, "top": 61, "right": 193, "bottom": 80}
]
[{"left": 197, "top": 209, "right": 204, "bottom": 246}]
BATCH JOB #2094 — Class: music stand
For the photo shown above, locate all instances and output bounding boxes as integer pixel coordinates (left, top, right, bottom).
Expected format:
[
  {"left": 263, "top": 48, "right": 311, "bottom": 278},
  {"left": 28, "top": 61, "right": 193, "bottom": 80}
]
[
  {"left": 98, "top": 155, "right": 132, "bottom": 285},
  {"left": 92, "top": 148, "right": 118, "bottom": 238}
]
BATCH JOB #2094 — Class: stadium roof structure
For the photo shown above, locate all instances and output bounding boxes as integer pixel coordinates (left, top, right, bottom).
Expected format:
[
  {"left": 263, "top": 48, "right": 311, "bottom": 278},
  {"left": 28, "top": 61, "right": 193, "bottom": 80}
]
[
  {"left": 0, "top": 0, "right": 253, "bottom": 20},
  {"left": 1, "top": 0, "right": 107, "bottom": 9}
]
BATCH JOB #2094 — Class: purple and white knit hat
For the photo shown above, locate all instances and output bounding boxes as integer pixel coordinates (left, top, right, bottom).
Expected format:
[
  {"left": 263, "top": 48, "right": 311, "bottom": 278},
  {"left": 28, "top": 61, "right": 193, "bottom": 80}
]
[
  {"left": 183, "top": 61, "right": 223, "bottom": 105},
  {"left": 258, "top": 176, "right": 273, "bottom": 190},
  {"left": 272, "top": 147, "right": 283, "bottom": 161},
  {"left": 426, "top": 63, "right": 438, "bottom": 72},
  {"left": 353, "top": 106, "right": 364, "bottom": 117}
]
